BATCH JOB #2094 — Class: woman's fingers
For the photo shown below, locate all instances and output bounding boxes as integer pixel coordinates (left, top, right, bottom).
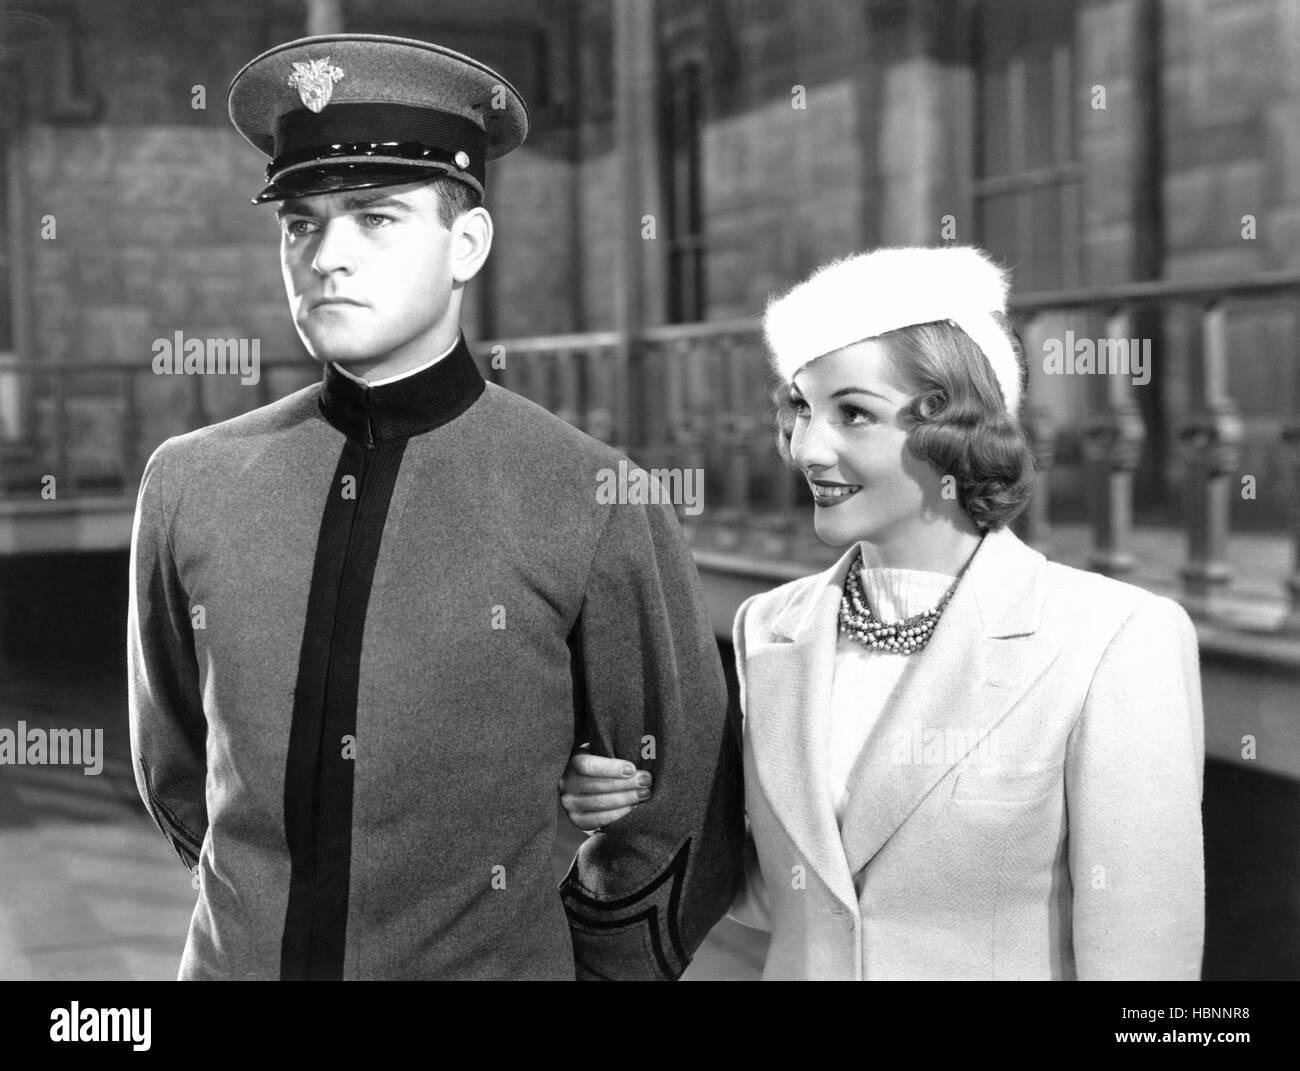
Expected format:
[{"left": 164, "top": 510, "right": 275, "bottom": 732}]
[
  {"left": 566, "top": 805, "right": 634, "bottom": 832},
  {"left": 564, "top": 775, "right": 651, "bottom": 795},
  {"left": 561, "top": 751, "right": 653, "bottom": 796},
  {"left": 558, "top": 751, "right": 654, "bottom": 830},
  {"left": 568, "top": 752, "right": 637, "bottom": 779},
  {"left": 560, "top": 788, "right": 646, "bottom": 814}
]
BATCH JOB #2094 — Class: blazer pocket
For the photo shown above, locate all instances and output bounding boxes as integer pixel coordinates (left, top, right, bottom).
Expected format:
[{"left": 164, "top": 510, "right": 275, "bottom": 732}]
[{"left": 950, "top": 763, "right": 1062, "bottom": 803}]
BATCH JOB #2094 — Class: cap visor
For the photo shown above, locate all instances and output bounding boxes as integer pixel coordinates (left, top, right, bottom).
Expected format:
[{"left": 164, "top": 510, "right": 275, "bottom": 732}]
[{"left": 252, "top": 162, "right": 477, "bottom": 204}]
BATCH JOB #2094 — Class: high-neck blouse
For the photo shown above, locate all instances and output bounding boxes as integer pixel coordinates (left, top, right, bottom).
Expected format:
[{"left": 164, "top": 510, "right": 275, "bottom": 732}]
[{"left": 827, "top": 559, "right": 956, "bottom": 825}]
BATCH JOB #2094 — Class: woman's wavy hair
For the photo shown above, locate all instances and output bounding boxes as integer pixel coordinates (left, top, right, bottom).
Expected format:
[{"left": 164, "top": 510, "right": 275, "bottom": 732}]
[{"left": 772, "top": 314, "right": 1035, "bottom": 532}]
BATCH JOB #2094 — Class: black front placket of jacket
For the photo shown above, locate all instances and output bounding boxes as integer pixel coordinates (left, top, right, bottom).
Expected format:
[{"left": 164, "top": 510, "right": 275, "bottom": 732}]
[{"left": 279, "top": 336, "right": 484, "bottom": 980}]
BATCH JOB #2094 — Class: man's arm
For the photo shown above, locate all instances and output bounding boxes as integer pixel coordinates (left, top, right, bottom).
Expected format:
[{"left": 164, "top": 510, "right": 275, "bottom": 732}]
[
  {"left": 127, "top": 442, "right": 209, "bottom": 872},
  {"left": 559, "top": 490, "right": 745, "bottom": 980}
]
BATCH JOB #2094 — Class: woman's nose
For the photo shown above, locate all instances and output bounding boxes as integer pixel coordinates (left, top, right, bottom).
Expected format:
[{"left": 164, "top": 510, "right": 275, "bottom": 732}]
[{"left": 790, "top": 411, "right": 837, "bottom": 470}]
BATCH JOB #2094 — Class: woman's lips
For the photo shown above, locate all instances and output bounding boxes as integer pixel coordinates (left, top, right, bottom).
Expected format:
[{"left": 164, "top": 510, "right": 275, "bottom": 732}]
[{"left": 810, "top": 481, "right": 862, "bottom": 507}]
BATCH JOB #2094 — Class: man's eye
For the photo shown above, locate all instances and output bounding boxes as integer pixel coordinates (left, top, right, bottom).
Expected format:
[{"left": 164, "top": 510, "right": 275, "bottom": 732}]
[
  {"left": 362, "top": 213, "right": 393, "bottom": 227},
  {"left": 284, "top": 219, "right": 316, "bottom": 237}
]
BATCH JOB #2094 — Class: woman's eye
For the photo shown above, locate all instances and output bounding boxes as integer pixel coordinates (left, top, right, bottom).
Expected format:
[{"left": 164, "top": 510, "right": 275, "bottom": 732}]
[
  {"left": 839, "top": 405, "right": 875, "bottom": 426},
  {"left": 789, "top": 396, "right": 810, "bottom": 416}
]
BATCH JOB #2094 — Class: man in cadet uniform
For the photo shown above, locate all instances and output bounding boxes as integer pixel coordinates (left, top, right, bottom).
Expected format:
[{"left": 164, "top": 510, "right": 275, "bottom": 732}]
[{"left": 127, "top": 33, "right": 743, "bottom": 980}]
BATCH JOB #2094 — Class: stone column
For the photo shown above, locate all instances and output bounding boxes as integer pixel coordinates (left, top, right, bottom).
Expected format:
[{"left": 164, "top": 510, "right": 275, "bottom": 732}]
[
  {"left": 304, "top": 0, "right": 344, "bottom": 36},
  {"left": 863, "top": 0, "right": 976, "bottom": 247},
  {"left": 613, "top": 0, "right": 667, "bottom": 457}
]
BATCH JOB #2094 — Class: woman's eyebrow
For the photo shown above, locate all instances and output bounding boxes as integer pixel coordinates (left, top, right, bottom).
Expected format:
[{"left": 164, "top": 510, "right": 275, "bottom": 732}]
[{"left": 830, "top": 386, "right": 890, "bottom": 402}]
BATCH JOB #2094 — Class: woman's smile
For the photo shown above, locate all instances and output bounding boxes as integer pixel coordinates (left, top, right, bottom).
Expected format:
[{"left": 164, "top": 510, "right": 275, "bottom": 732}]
[{"left": 809, "top": 478, "right": 863, "bottom": 507}]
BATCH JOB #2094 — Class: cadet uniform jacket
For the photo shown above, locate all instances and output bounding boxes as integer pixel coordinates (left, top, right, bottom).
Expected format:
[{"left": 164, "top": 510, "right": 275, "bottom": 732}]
[
  {"left": 729, "top": 526, "right": 1205, "bottom": 980},
  {"left": 127, "top": 336, "right": 743, "bottom": 980}
]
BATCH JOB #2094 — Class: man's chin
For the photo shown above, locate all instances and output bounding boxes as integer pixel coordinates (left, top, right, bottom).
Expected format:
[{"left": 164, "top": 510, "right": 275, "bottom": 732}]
[{"left": 297, "top": 333, "right": 384, "bottom": 370}]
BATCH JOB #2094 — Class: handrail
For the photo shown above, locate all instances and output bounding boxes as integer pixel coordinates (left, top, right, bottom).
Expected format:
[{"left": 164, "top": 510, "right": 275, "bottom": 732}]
[
  {"left": 1010, "top": 270, "right": 1300, "bottom": 312},
  {"left": 639, "top": 318, "right": 758, "bottom": 342},
  {"left": 3, "top": 267, "right": 1297, "bottom": 372},
  {"left": 2, "top": 274, "right": 1299, "bottom": 635},
  {"left": 477, "top": 330, "right": 623, "bottom": 354},
  {"left": 0, "top": 358, "right": 309, "bottom": 375}
]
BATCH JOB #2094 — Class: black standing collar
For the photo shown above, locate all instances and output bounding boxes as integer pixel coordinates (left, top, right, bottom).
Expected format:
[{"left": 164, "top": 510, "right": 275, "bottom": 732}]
[{"left": 317, "top": 334, "right": 485, "bottom": 444}]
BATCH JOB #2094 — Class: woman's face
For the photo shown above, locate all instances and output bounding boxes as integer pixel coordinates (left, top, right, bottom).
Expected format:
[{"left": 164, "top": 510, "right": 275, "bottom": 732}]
[{"left": 788, "top": 339, "right": 945, "bottom": 549}]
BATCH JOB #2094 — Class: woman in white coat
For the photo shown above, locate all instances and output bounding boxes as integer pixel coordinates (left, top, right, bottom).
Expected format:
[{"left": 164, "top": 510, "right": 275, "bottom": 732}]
[{"left": 560, "top": 246, "right": 1205, "bottom": 980}]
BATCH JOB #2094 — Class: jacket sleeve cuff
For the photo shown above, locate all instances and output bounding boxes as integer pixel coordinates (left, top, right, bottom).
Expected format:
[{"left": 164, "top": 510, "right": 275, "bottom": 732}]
[{"left": 560, "top": 839, "right": 694, "bottom": 981}]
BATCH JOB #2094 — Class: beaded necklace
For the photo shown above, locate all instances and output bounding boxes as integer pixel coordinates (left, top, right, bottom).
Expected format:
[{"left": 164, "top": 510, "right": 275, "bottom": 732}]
[{"left": 837, "top": 541, "right": 980, "bottom": 655}]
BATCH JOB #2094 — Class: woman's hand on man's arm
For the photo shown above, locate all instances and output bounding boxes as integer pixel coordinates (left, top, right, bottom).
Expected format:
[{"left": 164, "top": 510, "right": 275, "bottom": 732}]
[{"left": 559, "top": 750, "right": 653, "bottom": 831}]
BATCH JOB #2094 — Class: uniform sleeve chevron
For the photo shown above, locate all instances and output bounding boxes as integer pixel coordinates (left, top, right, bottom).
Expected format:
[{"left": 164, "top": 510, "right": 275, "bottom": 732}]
[{"left": 560, "top": 839, "right": 693, "bottom": 981}]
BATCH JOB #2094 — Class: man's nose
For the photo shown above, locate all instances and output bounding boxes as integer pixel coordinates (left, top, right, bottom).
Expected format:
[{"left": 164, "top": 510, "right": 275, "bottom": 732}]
[{"left": 310, "top": 217, "right": 359, "bottom": 275}]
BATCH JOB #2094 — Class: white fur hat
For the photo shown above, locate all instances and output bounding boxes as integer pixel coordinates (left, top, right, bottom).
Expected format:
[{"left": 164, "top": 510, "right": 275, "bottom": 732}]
[{"left": 762, "top": 246, "right": 1021, "bottom": 414}]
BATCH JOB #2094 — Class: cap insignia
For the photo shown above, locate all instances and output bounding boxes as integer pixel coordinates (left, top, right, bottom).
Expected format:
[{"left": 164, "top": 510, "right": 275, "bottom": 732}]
[{"left": 287, "top": 57, "right": 346, "bottom": 113}]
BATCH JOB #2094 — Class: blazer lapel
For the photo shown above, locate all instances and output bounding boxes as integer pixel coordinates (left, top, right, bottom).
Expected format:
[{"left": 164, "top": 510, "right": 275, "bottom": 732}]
[
  {"left": 837, "top": 527, "right": 1050, "bottom": 875},
  {"left": 745, "top": 544, "right": 860, "bottom": 912}
]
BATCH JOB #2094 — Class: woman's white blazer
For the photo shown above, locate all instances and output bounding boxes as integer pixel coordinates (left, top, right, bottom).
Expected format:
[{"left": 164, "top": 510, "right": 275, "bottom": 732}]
[{"left": 729, "top": 525, "right": 1205, "bottom": 980}]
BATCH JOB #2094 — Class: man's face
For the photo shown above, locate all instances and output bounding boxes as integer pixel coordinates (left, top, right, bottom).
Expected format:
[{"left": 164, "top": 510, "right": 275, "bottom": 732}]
[{"left": 276, "top": 180, "right": 459, "bottom": 374}]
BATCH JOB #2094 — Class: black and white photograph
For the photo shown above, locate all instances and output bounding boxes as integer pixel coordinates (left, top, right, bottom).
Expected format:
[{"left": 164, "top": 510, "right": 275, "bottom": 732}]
[{"left": 0, "top": 0, "right": 1294, "bottom": 1041}]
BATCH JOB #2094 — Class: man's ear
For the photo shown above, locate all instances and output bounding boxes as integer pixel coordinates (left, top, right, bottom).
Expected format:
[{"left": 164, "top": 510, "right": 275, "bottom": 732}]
[{"left": 450, "top": 206, "right": 493, "bottom": 284}]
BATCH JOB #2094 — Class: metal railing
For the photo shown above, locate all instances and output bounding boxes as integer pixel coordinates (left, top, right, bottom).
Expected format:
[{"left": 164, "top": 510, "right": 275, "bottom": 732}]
[
  {"left": 1009, "top": 270, "right": 1300, "bottom": 617},
  {"left": 2, "top": 272, "right": 1299, "bottom": 629}
]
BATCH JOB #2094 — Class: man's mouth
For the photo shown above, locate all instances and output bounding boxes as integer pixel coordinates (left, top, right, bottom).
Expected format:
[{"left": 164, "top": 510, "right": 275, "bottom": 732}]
[
  {"left": 809, "top": 479, "right": 862, "bottom": 507},
  {"left": 310, "top": 297, "right": 365, "bottom": 310}
]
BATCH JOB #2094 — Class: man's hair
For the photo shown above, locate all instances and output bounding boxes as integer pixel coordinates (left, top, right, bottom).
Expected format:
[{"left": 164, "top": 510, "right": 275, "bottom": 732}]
[
  {"left": 772, "top": 314, "right": 1035, "bottom": 532},
  {"left": 427, "top": 175, "right": 483, "bottom": 229}
]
